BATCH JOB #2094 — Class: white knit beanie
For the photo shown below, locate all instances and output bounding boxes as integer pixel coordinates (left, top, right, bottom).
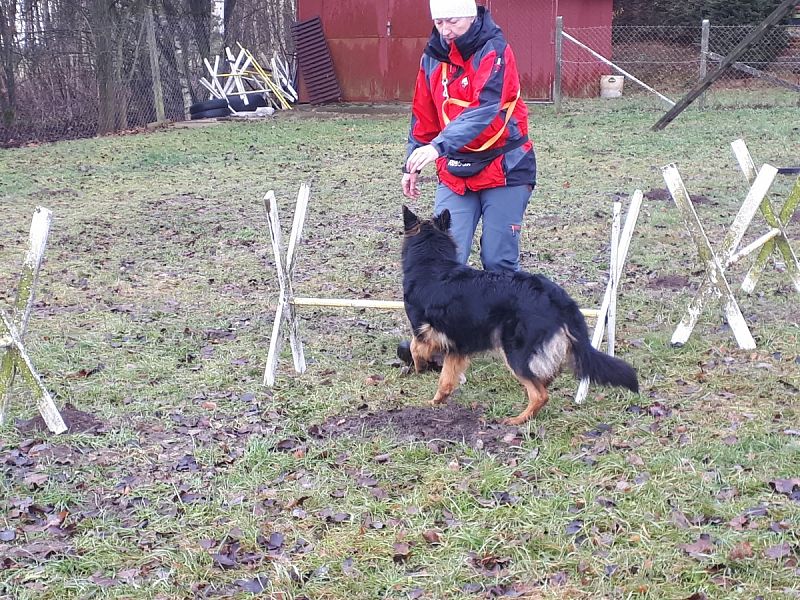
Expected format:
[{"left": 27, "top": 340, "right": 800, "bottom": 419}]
[{"left": 429, "top": 0, "right": 477, "bottom": 19}]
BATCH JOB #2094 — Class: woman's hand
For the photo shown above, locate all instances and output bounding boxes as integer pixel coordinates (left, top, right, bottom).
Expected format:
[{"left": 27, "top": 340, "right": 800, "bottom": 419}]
[
  {"left": 405, "top": 144, "right": 440, "bottom": 175},
  {"left": 402, "top": 172, "right": 420, "bottom": 199}
]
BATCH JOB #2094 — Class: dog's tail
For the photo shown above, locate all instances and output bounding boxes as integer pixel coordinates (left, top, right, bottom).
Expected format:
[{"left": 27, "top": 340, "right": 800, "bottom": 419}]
[{"left": 565, "top": 306, "right": 639, "bottom": 393}]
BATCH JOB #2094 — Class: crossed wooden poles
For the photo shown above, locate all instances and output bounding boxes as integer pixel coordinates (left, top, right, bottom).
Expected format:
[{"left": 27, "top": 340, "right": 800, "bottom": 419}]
[
  {"left": 263, "top": 186, "right": 642, "bottom": 406},
  {"left": 0, "top": 207, "right": 67, "bottom": 434},
  {"left": 663, "top": 139, "right": 799, "bottom": 349}
]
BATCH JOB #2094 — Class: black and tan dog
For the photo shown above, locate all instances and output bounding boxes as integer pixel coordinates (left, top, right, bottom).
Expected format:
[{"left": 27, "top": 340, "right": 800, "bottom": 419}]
[{"left": 401, "top": 206, "right": 638, "bottom": 425}]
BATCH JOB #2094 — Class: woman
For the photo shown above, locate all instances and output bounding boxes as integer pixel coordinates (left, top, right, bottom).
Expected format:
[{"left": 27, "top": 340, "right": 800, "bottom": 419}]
[
  {"left": 398, "top": 0, "right": 537, "bottom": 369},
  {"left": 402, "top": 0, "right": 536, "bottom": 273}
]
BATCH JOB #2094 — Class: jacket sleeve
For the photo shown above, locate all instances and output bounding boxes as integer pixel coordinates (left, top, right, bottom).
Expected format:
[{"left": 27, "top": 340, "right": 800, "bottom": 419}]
[
  {"left": 432, "top": 43, "right": 515, "bottom": 155},
  {"left": 406, "top": 58, "right": 441, "bottom": 164}
]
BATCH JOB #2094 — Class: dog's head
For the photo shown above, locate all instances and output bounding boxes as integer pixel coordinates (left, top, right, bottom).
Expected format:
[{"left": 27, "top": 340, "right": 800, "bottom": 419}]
[
  {"left": 402, "top": 205, "right": 451, "bottom": 237},
  {"left": 401, "top": 206, "right": 457, "bottom": 265}
]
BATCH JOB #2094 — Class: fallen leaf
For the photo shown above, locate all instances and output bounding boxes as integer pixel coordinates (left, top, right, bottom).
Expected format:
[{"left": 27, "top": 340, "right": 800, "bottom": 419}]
[
  {"left": 23, "top": 473, "right": 49, "bottom": 488},
  {"left": 211, "top": 552, "right": 237, "bottom": 568},
  {"left": 65, "top": 364, "right": 105, "bottom": 379},
  {"left": 680, "top": 534, "right": 715, "bottom": 559},
  {"left": 392, "top": 542, "right": 411, "bottom": 563},
  {"left": 671, "top": 509, "right": 692, "bottom": 529},
  {"left": 729, "top": 541, "right": 754, "bottom": 560},
  {"left": 0, "top": 529, "right": 16, "bottom": 542},
  {"left": 764, "top": 543, "right": 791, "bottom": 560},
  {"left": 422, "top": 529, "right": 443, "bottom": 545},
  {"left": 769, "top": 478, "right": 800, "bottom": 496},
  {"left": 236, "top": 577, "right": 268, "bottom": 593},
  {"left": 566, "top": 520, "right": 584, "bottom": 536}
]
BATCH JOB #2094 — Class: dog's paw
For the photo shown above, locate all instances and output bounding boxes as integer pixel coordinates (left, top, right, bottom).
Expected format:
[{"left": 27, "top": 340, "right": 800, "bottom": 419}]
[
  {"left": 501, "top": 416, "right": 528, "bottom": 426},
  {"left": 430, "top": 394, "right": 449, "bottom": 405}
]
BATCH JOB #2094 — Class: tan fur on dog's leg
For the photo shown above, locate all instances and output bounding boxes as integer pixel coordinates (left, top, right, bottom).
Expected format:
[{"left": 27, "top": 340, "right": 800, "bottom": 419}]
[
  {"left": 431, "top": 355, "right": 470, "bottom": 405},
  {"left": 503, "top": 379, "right": 549, "bottom": 425}
]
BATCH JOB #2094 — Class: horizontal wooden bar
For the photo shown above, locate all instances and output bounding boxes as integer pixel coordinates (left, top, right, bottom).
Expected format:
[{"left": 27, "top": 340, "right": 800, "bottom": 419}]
[{"left": 291, "top": 296, "right": 599, "bottom": 318}]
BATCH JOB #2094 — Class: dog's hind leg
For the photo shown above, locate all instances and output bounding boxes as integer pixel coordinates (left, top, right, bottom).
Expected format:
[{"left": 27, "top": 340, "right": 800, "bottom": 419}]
[
  {"left": 432, "top": 354, "right": 470, "bottom": 405},
  {"left": 502, "top": 378, "right": 549, "bottom": 425}
]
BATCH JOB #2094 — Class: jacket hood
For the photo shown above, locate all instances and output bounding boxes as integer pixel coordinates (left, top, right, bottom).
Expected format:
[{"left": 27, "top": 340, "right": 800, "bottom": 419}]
[{"left": 424, "top": 6, "right": 503, "bottom": 63}]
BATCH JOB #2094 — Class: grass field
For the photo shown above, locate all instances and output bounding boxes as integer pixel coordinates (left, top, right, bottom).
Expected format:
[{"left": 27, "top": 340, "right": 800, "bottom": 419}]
[{"left": 0, "top": 98, "right": 798, "bottom": 599}]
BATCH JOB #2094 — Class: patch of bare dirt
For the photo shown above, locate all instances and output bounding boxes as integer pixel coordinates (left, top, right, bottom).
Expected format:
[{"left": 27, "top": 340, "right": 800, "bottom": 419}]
[
  {"left": 309, "top": 403, "right": 527, "bottom": 455},
  {"left": 16, "top": 403, "right": 107, "bottom": 434},
  {"left": 645, "top": 188, "right": 711, "bottom": 204},
  {"left": 647, "top": 275, "right": 691, "bottom": 290}
]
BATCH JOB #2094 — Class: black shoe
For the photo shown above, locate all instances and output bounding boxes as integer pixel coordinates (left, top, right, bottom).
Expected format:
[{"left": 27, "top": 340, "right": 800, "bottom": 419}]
[
  {"left": 396, "top": 340, "right": 443, "bottom": 372},
  {"left": 397, "top": 340, "right": 414, "bottom": 367}
]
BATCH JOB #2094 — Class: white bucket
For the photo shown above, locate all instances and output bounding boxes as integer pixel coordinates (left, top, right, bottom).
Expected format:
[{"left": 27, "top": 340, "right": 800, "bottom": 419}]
[{"left": 600, "top": 75, "right": 624, "bottom": 98}]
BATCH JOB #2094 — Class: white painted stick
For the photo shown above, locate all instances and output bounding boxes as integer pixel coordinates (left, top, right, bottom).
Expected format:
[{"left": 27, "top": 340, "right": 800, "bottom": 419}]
[
  {"left": 562, "top": 31, "right": 675, "bottom": 107},
  {"left": 199, "top": 77, "right": 224, "bottom": 99},
  {"left": 264, "top": 191, "right": 287, "bottom": 387},
  {"left": 17, "top": 207, "right": 52, "bottom": 332},
  {"left": 0, "top": 310, "right": 67, "bottom": 434},
  {"left": 731, "top": 139, "right": 757, "bottom": 183},
  {"left": 607, "top": 202, "right": 622, "bottom": 357},
  {"left": 283, "top": 185, "right": 309, "bottom": 374},
  {"left": 726, "top": 228, "right": 781, "bottom": 267}
]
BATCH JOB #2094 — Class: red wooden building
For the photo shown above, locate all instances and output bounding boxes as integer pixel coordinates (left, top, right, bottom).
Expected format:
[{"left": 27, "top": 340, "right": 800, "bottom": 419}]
[{"left": 296, "top": 0, "right": 613, "bottom": 102}]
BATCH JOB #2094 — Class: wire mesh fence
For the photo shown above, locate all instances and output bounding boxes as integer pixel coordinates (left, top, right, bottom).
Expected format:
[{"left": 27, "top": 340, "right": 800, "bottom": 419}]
[
  {"left": 561, "top": 22, "right": 800, "bottom": 108},
  {"left": 2, "top": 10, "right": 799, "bottom": 147}
]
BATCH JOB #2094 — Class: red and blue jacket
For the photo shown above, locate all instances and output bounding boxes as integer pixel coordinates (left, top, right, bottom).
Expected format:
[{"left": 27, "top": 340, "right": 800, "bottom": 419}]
[{"left": 406, "top": 7, "right": 536, "bottom": 194}]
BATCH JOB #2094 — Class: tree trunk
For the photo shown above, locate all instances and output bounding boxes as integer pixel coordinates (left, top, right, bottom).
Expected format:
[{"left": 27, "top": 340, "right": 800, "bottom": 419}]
[
  {"left": 89, "top": 0, "right": 118, "bottom": 134},
  {"left": 157, "top": 2, "right": 193, "bottom": 118},
  {"left": 0, "top": 0, "right": 17, "bottom": 123}
]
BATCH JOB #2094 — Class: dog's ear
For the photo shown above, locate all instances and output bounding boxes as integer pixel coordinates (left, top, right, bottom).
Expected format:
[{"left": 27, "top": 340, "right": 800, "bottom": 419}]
[
  {"left": 434, "top": 209, "right": 451, "bottom": 232},
  {"left": 402, "top": 205, "right": 419, "bottom": 232}
]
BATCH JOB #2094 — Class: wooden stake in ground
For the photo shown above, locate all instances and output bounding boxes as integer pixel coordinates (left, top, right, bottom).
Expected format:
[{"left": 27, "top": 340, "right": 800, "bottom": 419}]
[
  {"left": 263, "top": 186, "right": 309, "bottom": 386},
  {"left": 0, "top": 207, "right": 67, "bottom": 434},
  {"left": 652, "top": 0, "right": 798, "bottom": 131},
  {"left": 662, "top": 163, "right": 780, "bottom": 349},
  {"left": 730, "top": 139, "right": 800, "bottom": 294},
  {"left": 574, "top": 192, "right": 642, "bottom": 404}
]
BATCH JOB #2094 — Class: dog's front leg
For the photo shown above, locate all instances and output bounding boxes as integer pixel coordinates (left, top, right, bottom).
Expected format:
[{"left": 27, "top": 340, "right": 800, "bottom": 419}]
[
  {"left": 432, "top": 355, "right": 470, "bottom": 405},
  {"left": 410, "top": 337, "right": 435, "bottom": 373}
]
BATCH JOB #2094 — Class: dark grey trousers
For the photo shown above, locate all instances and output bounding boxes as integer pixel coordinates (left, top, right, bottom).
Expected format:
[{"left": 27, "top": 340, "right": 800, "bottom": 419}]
[{"left": 433, "top": 183, "right": 532, "bottom": 272}]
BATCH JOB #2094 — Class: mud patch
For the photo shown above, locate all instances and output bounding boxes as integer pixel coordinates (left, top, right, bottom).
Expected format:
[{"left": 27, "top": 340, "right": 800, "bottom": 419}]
[
  {"left": 16, "top": 403, "right": 107, "bottom": 434},
  {"left": 645, "top": 187, "right": 711, "bottom": 204},
  {"left": 309, "top": 403, "right": 526, "bottom": 455},
  {"left": 647, "top": 274, "right": 690, "bottom": 290}
]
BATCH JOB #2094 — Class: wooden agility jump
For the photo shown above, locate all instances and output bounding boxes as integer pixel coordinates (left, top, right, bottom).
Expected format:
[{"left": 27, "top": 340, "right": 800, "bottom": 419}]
[
  {"left": 662, "top": 138, "right": 799, "bottom": 350},
  {"left": 263, "top": 185, "right": 642, "bottom": 405},
  {"left": 0, "top": 207, "right": 67, "bottom": 434}
]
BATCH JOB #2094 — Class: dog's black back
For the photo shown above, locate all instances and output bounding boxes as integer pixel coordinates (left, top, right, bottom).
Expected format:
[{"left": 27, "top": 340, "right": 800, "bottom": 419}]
[{"left": 402, "top": 206, "right": 638, "bottom": 393}]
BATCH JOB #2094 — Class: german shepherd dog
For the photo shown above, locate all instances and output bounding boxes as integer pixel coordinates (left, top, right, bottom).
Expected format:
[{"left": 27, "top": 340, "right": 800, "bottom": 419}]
[{"left": 401, "top": 206, "right": 638, "bottom": 425}]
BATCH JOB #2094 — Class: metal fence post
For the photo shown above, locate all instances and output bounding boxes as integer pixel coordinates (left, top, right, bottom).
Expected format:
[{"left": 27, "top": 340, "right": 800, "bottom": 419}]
[
  {"left": 698, "top": 19, "right": 710, "bottom": 109},
  {"left": 554, "top": 16, "right": 563, "bottom": 114}
]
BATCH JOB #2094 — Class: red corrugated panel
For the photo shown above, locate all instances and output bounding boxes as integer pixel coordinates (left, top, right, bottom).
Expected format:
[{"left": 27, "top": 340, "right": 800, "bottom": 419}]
[
  {"left": 292, "top": 16, "right": 343, "bottom": 104},
  {"left": 488, "top": 0, "right": 556, "bottom": 100}
]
